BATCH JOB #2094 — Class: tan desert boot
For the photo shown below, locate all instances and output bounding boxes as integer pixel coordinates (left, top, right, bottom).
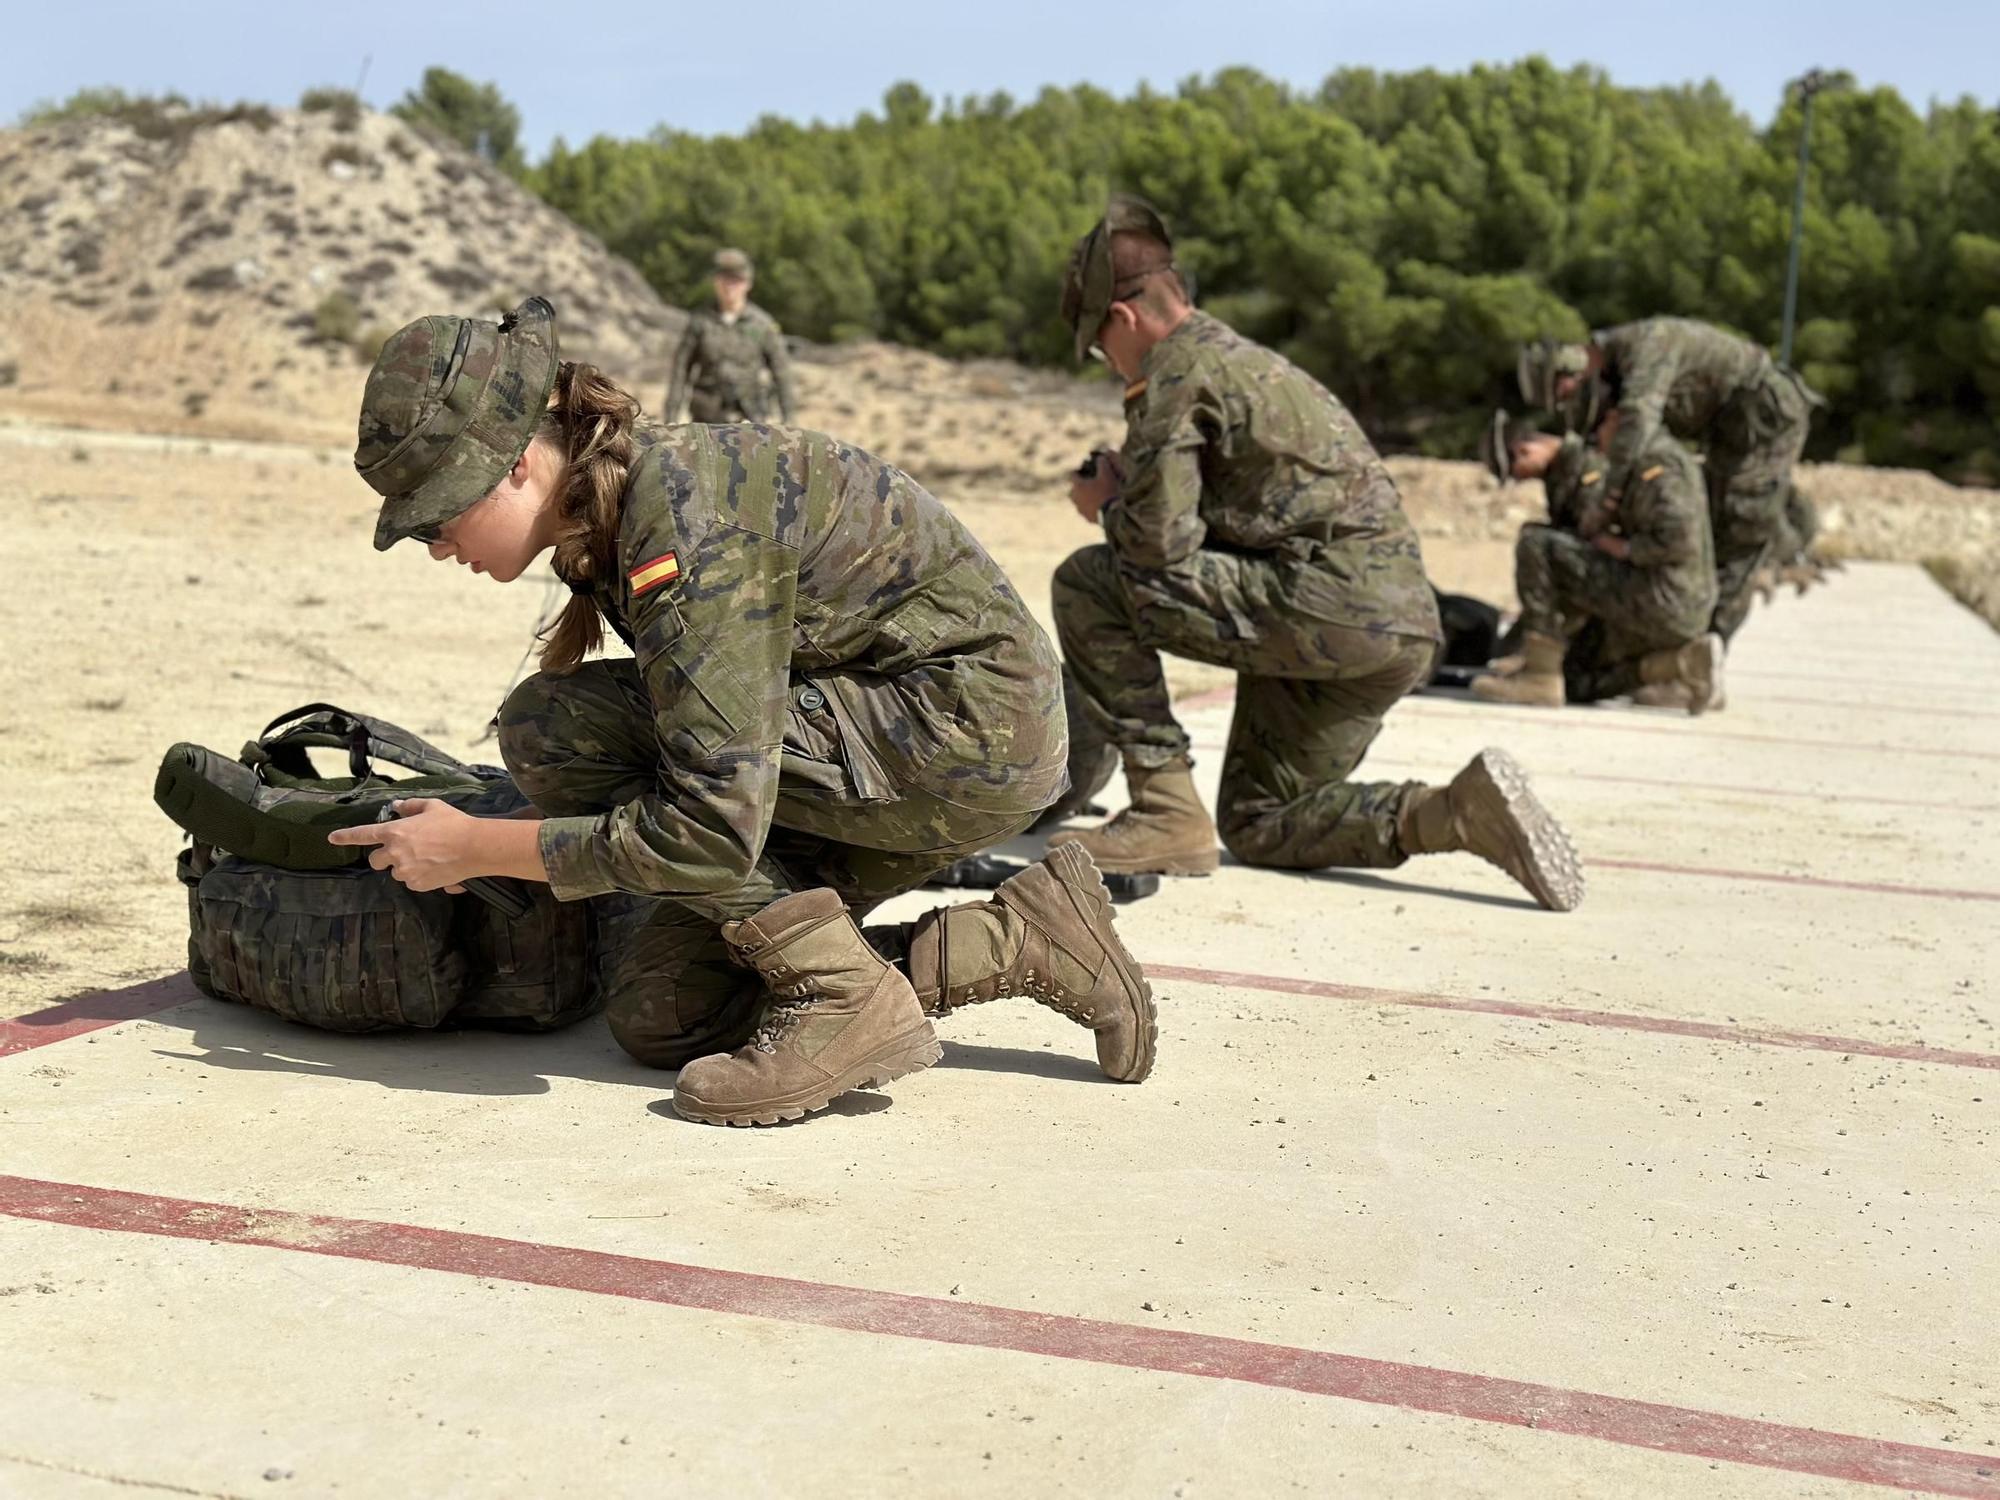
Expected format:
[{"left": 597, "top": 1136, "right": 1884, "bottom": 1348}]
[
  {"left": 1629, "top": 681, "right": 1694, "bottom": 710},
  {"left": 1470, "top": 631, "right": 1566, "bottom": 708},
  {"left": 1638, "top": 634, "right": 1725, "bottom": 716},
  {"left": 907, "top": 843, "right": 1157, "bottom": 1082},
  {"left": 1398, "top": 748, "right": 1584, "bottom": 912},
  {"left": 672, "top": 889, "right": 942, "bottom": 1127},
  {"left": 1047, "top": 760, "right": 1219, "bottom": 876}
]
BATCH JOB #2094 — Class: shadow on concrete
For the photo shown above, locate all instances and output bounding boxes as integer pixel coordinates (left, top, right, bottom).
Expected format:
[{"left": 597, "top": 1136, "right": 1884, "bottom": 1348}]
[
  {"left": 1289, "top": 866, "right": 1544, "bottom": 913},
  {"left": 150, "top": 1001, "right": 657, "bottom": 1097},
  {"left": 939, "top": 1039, "right": 1104, "bottom": 1083},
  {"left": 1207, "top": 851, "right": 1541, "bottom": 912}
]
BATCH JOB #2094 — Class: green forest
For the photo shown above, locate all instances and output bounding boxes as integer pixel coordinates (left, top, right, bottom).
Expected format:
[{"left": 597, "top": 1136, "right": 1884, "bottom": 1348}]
[
  {"left": 527, "top": 61, "right": 2000, "bottom": 479},
  {"left": 25, "top": 61, "right": 2000, "bottom": 477}
]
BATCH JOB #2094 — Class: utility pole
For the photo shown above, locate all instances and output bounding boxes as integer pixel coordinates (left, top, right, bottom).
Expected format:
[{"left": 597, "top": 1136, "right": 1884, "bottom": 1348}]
[
  {"left": 1779, "top": 68, "right": 1828, "bottom": 369},
  {"left": 353, "top": 54, "right": 373, "bottom": 103}
]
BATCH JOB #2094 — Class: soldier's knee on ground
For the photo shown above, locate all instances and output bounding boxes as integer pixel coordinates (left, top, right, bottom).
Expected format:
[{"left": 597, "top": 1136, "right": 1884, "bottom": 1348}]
[{"left": 592, "top": 895, "right": 763, "bottom": 1070}]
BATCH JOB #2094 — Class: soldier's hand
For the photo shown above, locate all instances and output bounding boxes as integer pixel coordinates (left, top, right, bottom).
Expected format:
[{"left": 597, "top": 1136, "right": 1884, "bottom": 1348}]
[
  {"left": 1069, "top": 449, "right": 1122, "bottom": 523},
  {"left": 327, "top": 798, "right": 476, "bottom": 893},
  {"left": 1591, "top": 532, "right": 1632, "bottom": 560}
]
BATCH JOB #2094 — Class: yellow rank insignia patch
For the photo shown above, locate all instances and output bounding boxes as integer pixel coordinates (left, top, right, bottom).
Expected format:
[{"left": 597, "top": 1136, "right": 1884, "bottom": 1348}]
[
  {"left": 1582, "top": 470, "right": 1602, "bottom": 486},
  {"left": 1639, "top": 464, "right": 1665, "bottom": 482},
  {"left": 1123, "top": 378, "right": 1148, "bottom": 403},
  {"left": 629, "top": 551, "right": 681, "bottom": 597}
]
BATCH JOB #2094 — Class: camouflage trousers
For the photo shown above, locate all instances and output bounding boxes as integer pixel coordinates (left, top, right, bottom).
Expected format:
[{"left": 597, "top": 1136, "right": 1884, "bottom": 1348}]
[
  {"left": 1515, "top": 523, "right": 1713, "bottom": 681},
  {"left": 1053, "top": 543, "right": 1436, "bottom": 871},
  {"left": 687, "top": 391, "right": 765, "bottom": 424},
  {"left": 500, "top": 661, "right": 1033, "bottom": 1068},
  {"left": 1707, "top": 370, "right": 1812, "bottom": 641}
]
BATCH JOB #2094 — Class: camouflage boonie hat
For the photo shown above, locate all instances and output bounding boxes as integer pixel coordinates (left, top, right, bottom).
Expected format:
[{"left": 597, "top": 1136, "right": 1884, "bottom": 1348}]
[
  {"left": 1059, "top": 194, "right": 1177, "bottom": 362},
  {"left": 354, "top": 296, "right": 560, "bottom": 551},
  {"left": 714, "top": 248, "right": 753, "bottom": 278},
  {"left": 1515, "top": 336, "right": 1590, "bottom": 412}
]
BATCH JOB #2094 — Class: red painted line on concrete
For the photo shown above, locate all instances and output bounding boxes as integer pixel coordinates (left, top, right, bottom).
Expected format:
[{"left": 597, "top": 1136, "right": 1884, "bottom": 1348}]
[
  {"left": 1150, "top": 964, "right": 2000, "bottom": 1072},
  {"left": 1592, "top": 857, "right": 2000, "bottom": 904},
  {"left": 1, "top": 1175, "right": 1992, "bottom": 1496},
  {"left": 1174, "top": 687, "right": 2000, "bottom": 762},
  {"left": 1757, "top": 693, "right": 2000, "bottom": 722},
  {"left": 1186, "top": 740, "right": 1994, "bottom": 813},
  {"left": 1404, "top": 702, "right": 2000, "bottom": 762},
  {"left": 0, "top": 974, "right": 200, "bottom": 1059}
]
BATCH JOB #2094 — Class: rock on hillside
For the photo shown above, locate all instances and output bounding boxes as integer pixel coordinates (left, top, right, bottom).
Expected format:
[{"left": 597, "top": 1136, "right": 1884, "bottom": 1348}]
[{"left": 0, "top": 104, "right": 682, "bottom": 444}]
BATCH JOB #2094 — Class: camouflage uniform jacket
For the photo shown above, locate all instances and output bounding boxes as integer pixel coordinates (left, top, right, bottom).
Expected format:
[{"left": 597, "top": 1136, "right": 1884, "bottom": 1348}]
[
  {"left": 664, "top": 303, "right": 797, "bottom": 422},
  {"left": 1596, "top": 429, "right": 1717, "bottom": 638},
  {"left": 538, "top": 423, "right": 1065, "bottom": 901},
  {"left": 1594, "top": 317, "right": 1770, "bottom": 488},
  {"left": 1542, "top": 433, "right": 1606, "bottom": 532},
  {"left": 1110, "top": 311, "right": 1439, "bottom": 642}
]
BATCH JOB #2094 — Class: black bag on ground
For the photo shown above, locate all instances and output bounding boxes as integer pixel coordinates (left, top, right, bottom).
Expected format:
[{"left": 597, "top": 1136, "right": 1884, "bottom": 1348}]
[{"left": 162, "top": 703, "right": 600, "bottom": 1035}]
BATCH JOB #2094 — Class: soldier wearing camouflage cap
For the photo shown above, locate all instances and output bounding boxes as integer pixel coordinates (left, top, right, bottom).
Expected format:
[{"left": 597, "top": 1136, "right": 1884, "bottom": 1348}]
[
  {"left": 1472, "top": 403, "right": 1724, "bottom": 714},
  {"left": 662, "top": 247, "right": 797, "bottom": 425},
  {"left": 1516, "top": 317, "right": 1822, "bottom": 645},
  {"left": 337, "top": 297, "right": 1157, "bottom": 1126},
  {"left": 1047, "top": 196, "right": 1583, "bottom": 912}
]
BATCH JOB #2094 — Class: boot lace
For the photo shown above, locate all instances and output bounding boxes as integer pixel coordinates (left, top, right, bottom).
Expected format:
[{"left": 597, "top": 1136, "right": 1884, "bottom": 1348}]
[{"left": 749, "top": 982, "right": 819, "bottom": 1054}]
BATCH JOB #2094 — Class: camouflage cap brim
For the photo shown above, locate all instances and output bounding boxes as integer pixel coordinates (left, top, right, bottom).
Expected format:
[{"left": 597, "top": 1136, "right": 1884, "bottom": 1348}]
[
  {"left": 1059, "top": 193, "right": 1175, "bottom": 363},
  {"left": 1479, "top": 408, "right": 1512, "bottom": 485},
  {"left": 357, "top": 297, "right": 561, "bottom": 551}
]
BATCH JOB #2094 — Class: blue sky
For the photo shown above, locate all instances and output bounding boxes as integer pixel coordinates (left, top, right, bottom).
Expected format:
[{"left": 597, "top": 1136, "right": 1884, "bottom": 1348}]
[{"left": 12, "top": 0, "right": 1997, "bottom": 151}]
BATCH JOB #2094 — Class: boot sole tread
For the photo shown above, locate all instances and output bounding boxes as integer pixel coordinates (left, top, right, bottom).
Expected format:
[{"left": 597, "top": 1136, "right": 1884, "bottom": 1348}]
[
  {"left": 672, "top": 1028, "right": 944, "bottom": 1127},
  {"left": 1465, "top": 748, "right": 1585, "bottom": 913},
  {"left": 1044, "top": 844, "right": 1160, "bottom": 1084}
]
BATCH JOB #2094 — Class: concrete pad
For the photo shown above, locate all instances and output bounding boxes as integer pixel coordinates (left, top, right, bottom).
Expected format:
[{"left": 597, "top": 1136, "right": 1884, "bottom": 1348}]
[{"left": 3, "top": 562, "right": 1996, "bottom": 1498}]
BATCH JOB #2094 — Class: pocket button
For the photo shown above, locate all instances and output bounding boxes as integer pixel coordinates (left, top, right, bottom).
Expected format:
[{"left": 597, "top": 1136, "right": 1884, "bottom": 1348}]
[{"left": 797, "top": 685, "right": 827, "bottom": 712}]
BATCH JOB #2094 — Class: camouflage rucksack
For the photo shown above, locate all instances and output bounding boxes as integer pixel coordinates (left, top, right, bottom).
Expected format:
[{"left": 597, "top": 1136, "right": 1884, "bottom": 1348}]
[{"left": 157, "top": 703, "right": 602, "bottom": 1035}]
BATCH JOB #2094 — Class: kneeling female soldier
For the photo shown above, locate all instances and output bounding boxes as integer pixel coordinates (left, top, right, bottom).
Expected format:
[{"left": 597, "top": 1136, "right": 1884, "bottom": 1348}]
[{"left": 334, "top": 298, "right": 1154, "bottom": 1124}]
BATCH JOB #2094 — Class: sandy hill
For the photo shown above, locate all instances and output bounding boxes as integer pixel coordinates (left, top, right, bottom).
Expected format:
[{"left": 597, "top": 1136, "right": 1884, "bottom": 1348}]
[{"left": 0, "top": 103, "right": 682, "bottom": 444}]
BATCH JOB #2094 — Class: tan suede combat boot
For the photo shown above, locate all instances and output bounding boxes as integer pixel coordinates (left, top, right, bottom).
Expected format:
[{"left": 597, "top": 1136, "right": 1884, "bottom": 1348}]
[
  {"left": 1629, "top": 681, "right": 1694, "bottom": 710},
  {"left": 1047, "top": 760, "right": 1219, "bottom": 876},
  {"left": 1398, "top": 748, "right": 1584, "bottom": 912},
  {"left": 906, "top": 843, "right": 1157, "bottom": 1082},
  {"left": 1638, "top": 634, "right": 1725, "bottom": 716},
  {"left": 1470, "top": 631, "right": 1566, "bottom": 708},
  {"left": 672, "top": 889, "right": 942, "bottom": 1126}
]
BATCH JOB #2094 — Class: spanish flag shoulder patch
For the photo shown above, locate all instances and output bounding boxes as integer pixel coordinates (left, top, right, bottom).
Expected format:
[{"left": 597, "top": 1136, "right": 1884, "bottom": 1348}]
[
  {"left": 1123, "top": 377, "right": 1148, "bottom": 403},
  {"left": 1639, "top": 464, "right": 1665, "bottom": 483},
  {"left": 629, "top": 551, "right": 680, "bottom": 597}
]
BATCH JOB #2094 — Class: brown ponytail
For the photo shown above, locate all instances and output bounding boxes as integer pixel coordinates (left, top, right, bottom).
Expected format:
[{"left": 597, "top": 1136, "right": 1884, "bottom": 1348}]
[{"left": 535, "top": 361, "right": 640, "bottom": 674}]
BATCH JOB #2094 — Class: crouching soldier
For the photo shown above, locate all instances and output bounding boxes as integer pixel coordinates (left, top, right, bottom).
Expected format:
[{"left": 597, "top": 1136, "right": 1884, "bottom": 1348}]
[
  {"left": 1047, "top": 197, "right": 1582, "bottom": 912},
  {"left": 1518, "top": 317, "right": 1818, "bottom": 645},
  {"left": 335, "top": 297, "right": 1155, "bottom": 1125},
  {"left": 1475, "top": 408, "right": 1724, "bottom": 713}
]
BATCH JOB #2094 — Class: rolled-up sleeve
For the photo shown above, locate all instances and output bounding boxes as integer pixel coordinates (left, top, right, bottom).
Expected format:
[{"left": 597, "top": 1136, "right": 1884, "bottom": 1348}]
[{"left": 539, "top": 524, "right": 796, "bottom": 901}]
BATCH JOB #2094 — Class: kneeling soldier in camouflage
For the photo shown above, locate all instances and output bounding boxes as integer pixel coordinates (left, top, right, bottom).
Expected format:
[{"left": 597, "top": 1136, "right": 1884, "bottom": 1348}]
[
  {"left": 1047, "top": 198, "right": 1582, "bottom": 913},
  {"left": 1474, "top": 408, "right": 1724, "bottom": 713},
  {"left": 335, "top": 297, "right": 1155, "bottom": 1125},
  {"left": 1517, "top": 317, "right": 1819, "bottom": 646}
]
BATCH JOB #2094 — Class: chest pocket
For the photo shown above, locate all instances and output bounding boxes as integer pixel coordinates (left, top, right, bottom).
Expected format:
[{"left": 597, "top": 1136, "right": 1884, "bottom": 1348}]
[{"left": 643, "top": 605, "right": 760, "bottom": 760}]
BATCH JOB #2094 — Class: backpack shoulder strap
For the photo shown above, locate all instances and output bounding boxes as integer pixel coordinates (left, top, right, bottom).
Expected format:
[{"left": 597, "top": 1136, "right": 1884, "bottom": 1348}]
[{"left": 247, "top": 703, "right": 474, "bottom": 781}]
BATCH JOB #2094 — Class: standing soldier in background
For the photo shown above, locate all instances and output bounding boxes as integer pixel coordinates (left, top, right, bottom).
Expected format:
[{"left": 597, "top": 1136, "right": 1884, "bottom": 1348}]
[
  {"left": 1518, "top": 317, "right": 1819, "bottom": 645},
  {"left": 1048, "top": 196, "right": 1583, "bottom": 913},
  {"left": 663, "top": 248, "right": 797, "bottom": 425}
]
